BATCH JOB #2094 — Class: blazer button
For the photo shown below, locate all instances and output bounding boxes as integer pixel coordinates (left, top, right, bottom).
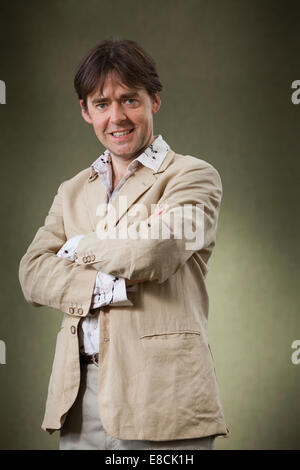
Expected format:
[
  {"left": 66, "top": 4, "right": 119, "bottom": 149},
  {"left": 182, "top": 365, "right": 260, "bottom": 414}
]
[
  {"left": 91, "top": 255, "right": 95, "bottom": 262},
  {"left": 82, "top": 256, "right": 87, "bottom": 263},
  {"left": 69, "top": 307, "right": 74, "bottom": 314},
  {"left": 78, "top": 308, "right": 83, "bottom": 315},
  {"left": 70, "top": 325, "right": 77, "bottom": 335},
  {"left": 86, "top": 255, "right": 91, "bottom": 263},
  {"left": 104, "top": 224, "right": 108, "bottom": 231}
]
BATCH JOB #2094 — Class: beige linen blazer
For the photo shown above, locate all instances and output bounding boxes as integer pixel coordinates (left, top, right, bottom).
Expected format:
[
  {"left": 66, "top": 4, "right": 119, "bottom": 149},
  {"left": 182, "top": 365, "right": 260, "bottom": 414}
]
[{"left": 19, "top": 148, "right": 229, "bottom": 441}]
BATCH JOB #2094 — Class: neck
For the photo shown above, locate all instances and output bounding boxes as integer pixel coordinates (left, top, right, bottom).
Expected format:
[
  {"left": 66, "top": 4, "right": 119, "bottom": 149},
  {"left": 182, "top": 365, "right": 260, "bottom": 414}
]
[
  {"left": 111, "top": 135, "right": 155, "bottom": 181},
  {"left": 111, "top": 158, "right": 130, "bottom": 182}
]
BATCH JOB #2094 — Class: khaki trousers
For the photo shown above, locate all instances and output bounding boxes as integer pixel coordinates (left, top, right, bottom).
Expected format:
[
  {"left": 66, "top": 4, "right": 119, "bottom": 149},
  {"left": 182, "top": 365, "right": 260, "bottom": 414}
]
[{"left": 59, "top": 362, "right": 215, "bottom": 450}]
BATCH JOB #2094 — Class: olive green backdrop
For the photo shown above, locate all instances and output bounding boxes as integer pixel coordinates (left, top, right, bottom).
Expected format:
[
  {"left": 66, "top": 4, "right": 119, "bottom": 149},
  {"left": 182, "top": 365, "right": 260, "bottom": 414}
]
[{"left": 0, "top": 0, "right": 299, "bottom": 450}]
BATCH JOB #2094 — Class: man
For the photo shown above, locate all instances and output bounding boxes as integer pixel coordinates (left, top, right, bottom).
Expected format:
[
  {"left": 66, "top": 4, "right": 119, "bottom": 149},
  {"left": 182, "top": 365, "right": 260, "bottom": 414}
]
[{"left": 19, "top": 38, "right": 229, "bottom": 450}]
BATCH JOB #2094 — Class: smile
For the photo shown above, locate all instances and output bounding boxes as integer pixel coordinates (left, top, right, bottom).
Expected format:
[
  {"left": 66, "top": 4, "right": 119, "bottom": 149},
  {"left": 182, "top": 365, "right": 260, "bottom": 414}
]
[{"left": 110, "top": 128, "right": 135, "bottom": 140}]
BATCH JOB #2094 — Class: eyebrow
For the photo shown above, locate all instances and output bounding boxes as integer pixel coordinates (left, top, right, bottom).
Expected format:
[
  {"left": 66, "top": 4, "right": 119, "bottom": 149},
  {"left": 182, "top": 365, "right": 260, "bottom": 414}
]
[{"left": 91, "top": 92, "right": 140, "bottom": 105}]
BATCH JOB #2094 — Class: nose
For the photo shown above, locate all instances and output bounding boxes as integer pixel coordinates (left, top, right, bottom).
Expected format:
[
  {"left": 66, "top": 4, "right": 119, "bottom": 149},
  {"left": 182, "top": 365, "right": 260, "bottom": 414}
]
[{"left": 110, "top": 102, "right": 126, "bottom": 123}]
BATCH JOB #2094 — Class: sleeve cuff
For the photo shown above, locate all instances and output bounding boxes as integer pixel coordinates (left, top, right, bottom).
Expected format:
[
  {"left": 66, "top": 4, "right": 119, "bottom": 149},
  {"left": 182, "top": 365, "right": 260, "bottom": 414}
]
[
  {"left": 112, "top": 277, "right": 133, "bottom": 306},
  {"left": 56, "top": 234, "right": 84, "bottom": 262},
  {"left": 90, "top": 272, "right": 133, "bottom": 309}
]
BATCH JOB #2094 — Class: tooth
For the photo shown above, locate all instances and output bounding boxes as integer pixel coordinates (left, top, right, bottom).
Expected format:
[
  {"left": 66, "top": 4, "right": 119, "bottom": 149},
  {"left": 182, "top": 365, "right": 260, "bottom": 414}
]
[{"left": 113, "top": 130, "right": 131, "bottom": 136}]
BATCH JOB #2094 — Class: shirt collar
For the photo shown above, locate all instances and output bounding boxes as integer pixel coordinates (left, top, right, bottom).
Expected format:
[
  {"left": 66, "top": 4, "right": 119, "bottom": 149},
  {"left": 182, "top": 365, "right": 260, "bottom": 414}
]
[{"left": 88, "top": 135, "right": 170, "bottom": 181}]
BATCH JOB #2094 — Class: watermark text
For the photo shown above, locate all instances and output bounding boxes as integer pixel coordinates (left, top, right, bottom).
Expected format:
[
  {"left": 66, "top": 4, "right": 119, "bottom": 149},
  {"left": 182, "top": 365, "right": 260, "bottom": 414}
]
[
  {"left": 0, "top": 340, "right": 6, "bottom": 364},
  {"left": 291, "top": 80, "right": 300, "bottom": 104},
  {"left": 0, "top": 80, "right": 6, "bottom": 104},
  {"left": 95, "top": 197, "right": 205, "bottom": 251},
  {"left": 291, "top": 340, "right": 300, "bottom": 365}
]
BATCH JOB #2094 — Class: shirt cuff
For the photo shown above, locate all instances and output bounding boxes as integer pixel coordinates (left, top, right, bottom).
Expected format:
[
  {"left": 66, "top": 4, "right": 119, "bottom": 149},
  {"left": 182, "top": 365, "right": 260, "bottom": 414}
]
[
  {"left": 56, "top": 234, "right": 84, "bottom": 262},
  {"left": 90, "top": 271, "right": 133, "bottom": 309}
]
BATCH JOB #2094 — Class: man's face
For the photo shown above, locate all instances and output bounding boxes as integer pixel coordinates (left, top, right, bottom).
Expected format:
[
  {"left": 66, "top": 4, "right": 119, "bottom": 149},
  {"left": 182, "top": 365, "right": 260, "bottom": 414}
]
[{"left": 80, "top": 72, "right": 161, "bottom": 162}]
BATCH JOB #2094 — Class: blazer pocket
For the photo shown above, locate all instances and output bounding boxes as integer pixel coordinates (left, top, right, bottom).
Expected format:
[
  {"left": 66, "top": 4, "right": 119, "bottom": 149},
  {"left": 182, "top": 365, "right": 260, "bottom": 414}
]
[
  {"left": 138, "top": 330, "right": 203, "bottom": 366},
  {"left": 139, "top": 330, "right": 201, "bottom": 340}
]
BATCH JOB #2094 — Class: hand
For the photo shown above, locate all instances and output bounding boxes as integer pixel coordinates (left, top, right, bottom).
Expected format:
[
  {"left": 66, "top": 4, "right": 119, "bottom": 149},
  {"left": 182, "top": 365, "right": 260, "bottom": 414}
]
[{"left": 125, "top": 278, "right": 147, "bottom": 286}]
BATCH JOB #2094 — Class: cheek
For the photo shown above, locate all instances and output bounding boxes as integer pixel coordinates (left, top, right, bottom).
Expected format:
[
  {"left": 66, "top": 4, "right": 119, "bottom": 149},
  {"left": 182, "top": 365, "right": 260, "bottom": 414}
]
[
  {"left": 135, "top": 112, "right": 152, "bottom": 130},
  {"left": 93, "top": 120, "right": 105, "bottom": 133},
  {"left": 131, "top": 107, "right": 150, "bottom": 124}
]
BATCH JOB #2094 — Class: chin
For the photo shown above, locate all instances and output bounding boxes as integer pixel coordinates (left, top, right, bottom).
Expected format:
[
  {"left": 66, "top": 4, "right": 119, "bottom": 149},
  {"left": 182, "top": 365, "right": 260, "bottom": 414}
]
[{"left": 113, "top": 144, "right": 137, "bottom": 156}]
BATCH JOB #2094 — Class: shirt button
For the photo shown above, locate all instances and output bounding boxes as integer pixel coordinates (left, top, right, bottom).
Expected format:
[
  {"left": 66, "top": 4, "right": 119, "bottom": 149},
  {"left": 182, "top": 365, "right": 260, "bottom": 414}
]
[{"left": 103, "top": 338, "right": 110, "bottom": 342}]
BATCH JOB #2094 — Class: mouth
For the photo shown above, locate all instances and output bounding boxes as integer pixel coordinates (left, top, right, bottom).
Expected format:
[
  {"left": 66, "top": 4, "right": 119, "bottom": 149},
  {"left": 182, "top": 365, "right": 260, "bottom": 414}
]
[{"left": 109, "top": 128, "right": 135, "bottom": 141}]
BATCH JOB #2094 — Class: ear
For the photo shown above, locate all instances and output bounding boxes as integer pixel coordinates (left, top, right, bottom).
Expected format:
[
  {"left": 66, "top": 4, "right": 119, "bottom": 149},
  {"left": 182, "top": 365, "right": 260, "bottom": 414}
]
[
  {"left": 80, "top": 99, "right": 93, "bottom": 124},
  {"left": 151, "top": 93, "right": 161, "bottom": 115}
]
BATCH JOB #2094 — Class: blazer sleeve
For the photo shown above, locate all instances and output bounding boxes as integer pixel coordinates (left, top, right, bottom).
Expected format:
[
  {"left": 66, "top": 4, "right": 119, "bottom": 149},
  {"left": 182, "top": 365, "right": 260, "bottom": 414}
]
[
  {"left": 18, "top": 182, "right": 98, "bottom": 316},
  {"left": 76, "top": 162, "right": 223, "bottom": 284}
]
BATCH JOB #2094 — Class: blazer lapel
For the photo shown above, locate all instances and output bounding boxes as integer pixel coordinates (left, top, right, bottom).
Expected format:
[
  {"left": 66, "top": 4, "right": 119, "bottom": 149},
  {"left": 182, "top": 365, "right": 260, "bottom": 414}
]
[
  {"left": 109, "top": 166, "right": 157, "bottom": 227},
  {"left": 84, "top": 149, "right": 175, "bottom": 230}
]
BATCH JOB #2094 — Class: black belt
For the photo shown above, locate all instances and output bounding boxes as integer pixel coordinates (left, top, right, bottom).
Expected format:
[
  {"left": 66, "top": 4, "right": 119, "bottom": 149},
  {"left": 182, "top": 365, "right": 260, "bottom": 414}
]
[{"left": 80, "top": 353, "right": 99, "bottom": 366}]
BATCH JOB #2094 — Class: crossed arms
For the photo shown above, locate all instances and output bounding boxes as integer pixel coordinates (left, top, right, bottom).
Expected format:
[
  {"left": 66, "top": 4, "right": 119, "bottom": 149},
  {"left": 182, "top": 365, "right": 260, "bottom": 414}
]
[
  {"left": 56, "top": 234, "right": 144, "bottom": 310},
  {"left": 18, "top": 161, "right": 222, "bottom": 316}
]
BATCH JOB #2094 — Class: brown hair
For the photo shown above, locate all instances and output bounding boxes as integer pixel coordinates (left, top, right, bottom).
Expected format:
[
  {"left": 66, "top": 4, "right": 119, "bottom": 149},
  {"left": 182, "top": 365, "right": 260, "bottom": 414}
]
[{"left": 74, "top": 38, "right": 163, "bottom": 110}]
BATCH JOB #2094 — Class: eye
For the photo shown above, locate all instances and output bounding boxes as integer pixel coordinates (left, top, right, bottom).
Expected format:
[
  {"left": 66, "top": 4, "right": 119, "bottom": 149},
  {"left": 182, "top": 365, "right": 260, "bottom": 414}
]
[
  {"left": 96, "top": 103, "right": 107, "bottom": 110},
  {"left": 125, "top": 98, "right": 137, "bottom": 105}
]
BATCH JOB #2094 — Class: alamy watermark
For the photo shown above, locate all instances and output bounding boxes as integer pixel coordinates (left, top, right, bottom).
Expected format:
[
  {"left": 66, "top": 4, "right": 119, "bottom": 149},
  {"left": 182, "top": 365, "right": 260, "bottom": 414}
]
[
  {"left": 0, "top": 80, "right": 6, "bottom": 104},
  {"left": 291, "top": 80, "right": 300, "bottom": 105},
  {"left": 0, "top": 340, "right": 6, "bottom": 364},
  {"left": 291, "top": 340, "right": 300, "bottom": 365},
  {"left": 95, "top": 197, "right": 205, "bottom": 251}
]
